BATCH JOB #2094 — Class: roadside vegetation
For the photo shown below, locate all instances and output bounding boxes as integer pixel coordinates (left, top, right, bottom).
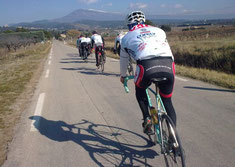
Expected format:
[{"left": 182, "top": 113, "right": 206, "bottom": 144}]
[
  {"left": 0, "top": 29, "right": 52, "bottom": 164},
  {"left": 103, "top": 26, "right": 235, "bottom": 89}
]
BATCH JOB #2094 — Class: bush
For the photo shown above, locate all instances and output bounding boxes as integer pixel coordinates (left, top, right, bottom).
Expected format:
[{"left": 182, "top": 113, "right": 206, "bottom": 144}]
[{"left": 160, "top": 25, "right": 171, "bottom": 32}]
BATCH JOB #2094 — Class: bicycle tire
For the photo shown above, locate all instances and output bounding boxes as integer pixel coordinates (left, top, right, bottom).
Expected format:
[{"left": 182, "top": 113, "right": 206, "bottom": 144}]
[
  {"left": 161, "top": 114, "right": 185, "bottom": 167},
  {"left": 83, "top": 50, "right": 87, "bottom": 60}
]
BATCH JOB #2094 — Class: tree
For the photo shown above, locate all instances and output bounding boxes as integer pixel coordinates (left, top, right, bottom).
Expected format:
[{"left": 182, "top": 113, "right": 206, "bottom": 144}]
[
  {"left": 3, "top": 30, "right": 14, "bottom": 33},
  {"left": 145, "top": 19, "right": 155, "bottom": 26},
  {"left": 160, "top": 25, "right": 171, "bottom": 32},
  {"left": 16, "top": 27, "right": 29, "bottom": 32},
  {"left": 43, "top": 30, "right": 52, "bottom": 40},
  {"left": 66, "top": 29, "right": 81, "bottom": 39}
]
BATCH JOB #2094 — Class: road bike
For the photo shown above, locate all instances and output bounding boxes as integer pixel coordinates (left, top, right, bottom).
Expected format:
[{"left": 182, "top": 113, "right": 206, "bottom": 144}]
[
  {"left": 124, "top": 76, "right": 186, "bottom": 167},
  {"left": 96, "top": 46, "right": 105, "bottom": 72}
]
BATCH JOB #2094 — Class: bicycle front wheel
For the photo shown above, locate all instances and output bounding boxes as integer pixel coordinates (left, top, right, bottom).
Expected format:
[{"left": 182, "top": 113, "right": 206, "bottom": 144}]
[
  {"left": 128, "top": 62, "right": 134, "bottom": 76},
  {"left": 161, "top": 114, "right": 185, "bottom": 167}
]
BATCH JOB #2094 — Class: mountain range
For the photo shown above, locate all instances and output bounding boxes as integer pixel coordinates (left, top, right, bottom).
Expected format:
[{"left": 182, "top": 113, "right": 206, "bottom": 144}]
[{"left": 12, "top": 9, "right": 235, "bottom": 30}]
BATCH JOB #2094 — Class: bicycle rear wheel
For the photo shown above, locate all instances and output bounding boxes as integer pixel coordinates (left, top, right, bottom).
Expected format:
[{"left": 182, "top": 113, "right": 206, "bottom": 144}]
[
  {"left": 83, "top": 50, "right": 88, "bottom": 60},
  {"left": 161, "top": 114, "right": 185, "bottom": 167},
  {"left": 101, "top": 54, "right": 104, "bottom": 72},
  {"left": 148, "top": 124, "right": 158, "bottom": 145}
]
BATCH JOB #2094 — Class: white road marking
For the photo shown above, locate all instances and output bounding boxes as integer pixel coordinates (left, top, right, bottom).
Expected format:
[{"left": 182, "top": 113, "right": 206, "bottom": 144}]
[
  {"left": 110, "top": 58, "right": 119, "bottom": 62},
  {"left": 45, "top": 69, "right": 50, "bottom": 78},
  {"left": 175, "top": 76, "right": 188, "bottom": 82},
  {"left": 30, "top": 93, "right": 45, "bottom": 132},
  {"left": 48, "top": 60, "right": 51, "bottom": 65}
]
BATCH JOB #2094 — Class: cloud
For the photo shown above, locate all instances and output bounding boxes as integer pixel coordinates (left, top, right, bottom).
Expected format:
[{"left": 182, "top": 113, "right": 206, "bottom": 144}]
[
  {"left": 78, "top": 0, "right": 98, "bottom": 4},
  {"left": 130, "top": 3, "right": 148, "bottom": 9},
  {"left": 174, "top": 4, "right": 183, "bottom": 8},
  {"left": 107, "top": 3, "right": 112, "bottom": 6},
  {"left": 160, "top": 4, "right": 166, "bottom": 8}
]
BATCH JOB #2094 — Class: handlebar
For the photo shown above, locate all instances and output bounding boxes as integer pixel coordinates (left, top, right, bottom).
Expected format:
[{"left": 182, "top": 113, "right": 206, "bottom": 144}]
[{"left": 123, "top": 76, "right": 134, "bottom": 93}]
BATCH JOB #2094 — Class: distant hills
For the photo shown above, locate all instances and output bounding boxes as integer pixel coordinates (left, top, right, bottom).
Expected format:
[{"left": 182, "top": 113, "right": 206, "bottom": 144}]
[{"left": 11, "top": 9, "right": 235, "bottom": 30}]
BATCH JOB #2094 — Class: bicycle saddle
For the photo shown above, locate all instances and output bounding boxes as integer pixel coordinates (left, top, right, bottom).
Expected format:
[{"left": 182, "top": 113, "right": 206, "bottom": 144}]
[{"left": 150, "top": 77, "right": 167, "bottom": 84}]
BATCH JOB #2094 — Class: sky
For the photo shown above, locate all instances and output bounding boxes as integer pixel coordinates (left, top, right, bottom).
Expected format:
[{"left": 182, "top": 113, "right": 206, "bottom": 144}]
[{"left": 1, "top": 0, "right": 235, "bottom": 26}]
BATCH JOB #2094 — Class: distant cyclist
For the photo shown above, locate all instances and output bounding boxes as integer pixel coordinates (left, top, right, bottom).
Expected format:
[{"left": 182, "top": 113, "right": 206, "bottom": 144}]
[
  {"left": 85, "top": 35, "right": 92, "bottom": 55},
  {"left": 78, "top": 34, "right": 89, "bottom": 59},
  {"left": 120, "top": 11, "right": 176, "bottom": 134},
  {"left": 91, "top": 31, "right": 105, "bottom": 67},
  {"left": 113, "top": 31, "right": 127, "bottom": 56}
]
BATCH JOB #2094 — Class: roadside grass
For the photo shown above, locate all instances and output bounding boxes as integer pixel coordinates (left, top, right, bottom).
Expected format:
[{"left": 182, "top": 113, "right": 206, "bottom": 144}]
[
  {"left": 176, "top": 65, "right": 235, "bottom": 89},
  {"left": 0, "top": 42, "right": 51, "bottom": 165}
]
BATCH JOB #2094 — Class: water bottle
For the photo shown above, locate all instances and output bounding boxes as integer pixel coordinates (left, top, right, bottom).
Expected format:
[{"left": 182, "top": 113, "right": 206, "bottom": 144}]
[{"left": 150, "top": 107, "right": 158, "bottom": 124}]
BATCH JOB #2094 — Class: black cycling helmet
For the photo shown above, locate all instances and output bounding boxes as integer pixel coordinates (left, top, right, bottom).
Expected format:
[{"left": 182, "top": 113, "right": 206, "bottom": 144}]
[{"left": 92, "top": 31, "right": 97, "bottom": 34}]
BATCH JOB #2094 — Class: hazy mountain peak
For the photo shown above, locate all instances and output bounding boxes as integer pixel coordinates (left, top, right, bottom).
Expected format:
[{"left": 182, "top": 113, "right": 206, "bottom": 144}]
[
  {"left": 87, "top": 9, "right": 108, "bottom": 13},
  {"left": 52, "top": 9, "right": 123, "bottom": 23}
]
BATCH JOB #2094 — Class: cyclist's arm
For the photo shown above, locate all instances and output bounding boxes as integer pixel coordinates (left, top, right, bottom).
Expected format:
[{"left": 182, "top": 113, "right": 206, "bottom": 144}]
[
  {"left": 120, "top": 47, "right": 129, "bottom": 77},
  {"left": 102, "top": 37, "right": 105, "bottom": 47}
]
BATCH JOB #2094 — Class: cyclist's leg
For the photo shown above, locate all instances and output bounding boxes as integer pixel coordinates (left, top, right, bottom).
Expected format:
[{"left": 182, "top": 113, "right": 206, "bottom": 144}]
[
  {"left": 81, "top": 43, "right": 85, "bottom": 58},
  {"left": 134, "top": 63, "right": 152, "bottom": 133},
  {"left": 102, "top": 47, "right": 106, "bottom": 62},
  {"left": 136, "top": 86, "right": 150, "bottom": 120},
  {"left": 158, "top": 61, "right": 176, "bottom": 126},
  {"left": 95, "top": 46, "right": 99, "bottom": 66}
]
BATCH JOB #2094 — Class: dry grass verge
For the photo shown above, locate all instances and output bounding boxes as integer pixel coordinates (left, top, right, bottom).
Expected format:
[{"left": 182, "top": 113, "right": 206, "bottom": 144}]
[
  {"left": 0, "top": 42, "right": 51, "bottom": 165},
  {"left": 176, "top": 65, "right": 235, "bottom": 89}
]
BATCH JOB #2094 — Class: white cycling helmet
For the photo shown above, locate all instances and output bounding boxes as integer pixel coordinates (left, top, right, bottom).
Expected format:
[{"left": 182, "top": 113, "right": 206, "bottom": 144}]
[{"left": 126, "top": 11, "right": 145, "bottom": 26}]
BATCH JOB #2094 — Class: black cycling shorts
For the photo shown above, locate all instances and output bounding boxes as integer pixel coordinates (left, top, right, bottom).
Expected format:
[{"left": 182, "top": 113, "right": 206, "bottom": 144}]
[{"left": 135, "top": 57, "right": 175, "bottom": 98}]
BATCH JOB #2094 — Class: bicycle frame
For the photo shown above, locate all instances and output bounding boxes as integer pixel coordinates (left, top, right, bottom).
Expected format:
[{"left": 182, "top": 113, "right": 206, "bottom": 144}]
[
  {"left": 146, "top": 86, "right": 165, "bottom": 148},
  {"left": 147, "top": 85, "right": 179, "bottom": 150},
  {"left": 124, "top": 76, "right": 171, "bottom": 151}
]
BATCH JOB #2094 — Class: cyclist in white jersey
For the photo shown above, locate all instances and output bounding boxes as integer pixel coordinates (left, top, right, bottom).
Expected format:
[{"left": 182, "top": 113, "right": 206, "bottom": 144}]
[
  {"left": 120, "top": 11, "right": 176, "bottom": 134},
  {"left": 113, "top": 31, "right": 127, "bottom": 56},
  {"left": 91, "top": 31, "right": 105, "bottom": 66},
  {"left": 85, "top": 35, "right": 92, "bottom": 55},
  {"left": 77, "top": 35, "right": 89, "bottom": 59}
]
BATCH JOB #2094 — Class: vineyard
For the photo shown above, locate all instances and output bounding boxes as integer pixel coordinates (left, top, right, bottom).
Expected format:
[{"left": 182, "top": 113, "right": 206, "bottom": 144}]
[
  {"left": 168, "top": 26, "right": 235, "bottom": 74},
  {"left": 0, "top": 31, "right": 46, "bottom": 53}
]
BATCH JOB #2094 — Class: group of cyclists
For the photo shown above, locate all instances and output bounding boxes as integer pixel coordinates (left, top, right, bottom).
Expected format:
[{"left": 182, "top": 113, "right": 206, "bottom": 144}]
[
  {"left": 77, "top": 31, "right": 105, "bottom": 67},
  {"left": 77, "top": 11, "right": 176, "bottom": 135}
]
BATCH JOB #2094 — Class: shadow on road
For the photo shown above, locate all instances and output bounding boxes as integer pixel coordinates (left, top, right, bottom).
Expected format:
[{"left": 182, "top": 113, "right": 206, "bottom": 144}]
[
  {"left": 29, "top": 116, "right": 158, "bottom": 166},
  {"left": 60, "top": 60, "right": 95, "bottom": 64},
  {"left": 184, "top": 86, "right": 235, "bottom": 93},
  {"left": 67, "top": 53, "right": 79, "bottom": 57},
  {"left": 61, "top": 67, "right": 120, "bottom": 77}
]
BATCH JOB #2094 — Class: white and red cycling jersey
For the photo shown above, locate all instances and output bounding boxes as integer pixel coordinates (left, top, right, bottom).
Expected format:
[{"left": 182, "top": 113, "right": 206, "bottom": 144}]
[
  {"left": 120, "top": 24, "right": 174, "bottom": 77},
  {"left": 91, "top": 34, "right": 104, "bottom": 47}
]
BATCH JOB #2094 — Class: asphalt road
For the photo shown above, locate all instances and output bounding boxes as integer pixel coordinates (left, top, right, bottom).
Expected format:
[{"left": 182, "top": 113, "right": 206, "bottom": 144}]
[{"left": 3, "top": 40, "right": 235, "bottom": 167}]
